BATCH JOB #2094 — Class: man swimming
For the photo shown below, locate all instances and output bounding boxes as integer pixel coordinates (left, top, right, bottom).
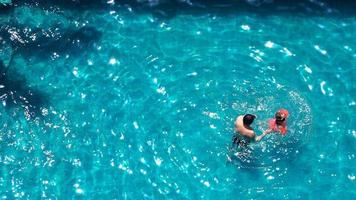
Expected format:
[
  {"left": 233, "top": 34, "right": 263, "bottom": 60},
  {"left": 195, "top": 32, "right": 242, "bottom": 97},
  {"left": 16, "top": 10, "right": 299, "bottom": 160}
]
[
  {"left": 232, "top": 114, "right": 268, "bottom": 147},
  {"left": 227, "top": 114, "right": 268, "bottom": 162}
]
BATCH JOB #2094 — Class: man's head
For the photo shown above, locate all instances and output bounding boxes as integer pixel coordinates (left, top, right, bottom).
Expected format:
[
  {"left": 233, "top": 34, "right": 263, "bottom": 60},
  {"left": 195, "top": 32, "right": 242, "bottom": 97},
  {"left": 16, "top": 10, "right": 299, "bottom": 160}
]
[{"left": 243, "top": 114, "right": 256, "bottom": 126}]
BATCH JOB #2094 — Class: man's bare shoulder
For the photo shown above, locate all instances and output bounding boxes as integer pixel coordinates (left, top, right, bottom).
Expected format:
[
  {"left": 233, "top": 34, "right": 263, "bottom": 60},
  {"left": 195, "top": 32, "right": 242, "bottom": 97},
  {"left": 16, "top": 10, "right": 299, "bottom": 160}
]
[
  {"left": 235, "top": 115, "right": 243, "bottom": 122},
  {"left": 235, "top": 115, "right": 243, "bottom": 126}
]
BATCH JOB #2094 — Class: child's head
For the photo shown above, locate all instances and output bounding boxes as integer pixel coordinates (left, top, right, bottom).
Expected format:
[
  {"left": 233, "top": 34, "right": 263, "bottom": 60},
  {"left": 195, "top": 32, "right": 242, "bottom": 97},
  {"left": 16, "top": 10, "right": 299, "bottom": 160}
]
[{"left": 275, "top": 109, "right": 289, "bottom": 125}]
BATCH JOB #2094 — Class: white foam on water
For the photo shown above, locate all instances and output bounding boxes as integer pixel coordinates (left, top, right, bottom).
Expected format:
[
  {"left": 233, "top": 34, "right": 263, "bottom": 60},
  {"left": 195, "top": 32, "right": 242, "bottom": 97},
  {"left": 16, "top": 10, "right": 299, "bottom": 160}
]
[
  {"left": 133, "top": 121, "right": 139, "bottom": 129},
  {"left": 320, "top": 81, "right": 326, "bottom": 95},
  {"left": 72, "top": 67, "right": 79, "bottom": 77},
  {"left": 203, "top": 181, "right": 210, "bottom": 187},
  {"left": 75, "top": 188, "right": 84, "bottom": 194},
  {"left": 265, "top": 41, "right": 275, "bottom": 48},
  {"left": 154, "top": 157, "right": 163, "bottom": 166},
  {"left": 241, "top": 24, "right": 251, "bottom": 31},
  {"left": 314, "top": 45, "right": 327, "bottom": 55},
  {"left": 109, "top": 58, "right": 118, "bottom": 65}
]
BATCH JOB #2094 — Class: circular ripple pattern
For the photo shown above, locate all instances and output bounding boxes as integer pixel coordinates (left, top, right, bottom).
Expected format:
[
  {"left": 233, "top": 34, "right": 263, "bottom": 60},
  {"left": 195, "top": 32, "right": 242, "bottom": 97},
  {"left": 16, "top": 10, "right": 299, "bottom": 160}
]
[{"left": 225, "top": 82, "right": 313, "bottom": 168}]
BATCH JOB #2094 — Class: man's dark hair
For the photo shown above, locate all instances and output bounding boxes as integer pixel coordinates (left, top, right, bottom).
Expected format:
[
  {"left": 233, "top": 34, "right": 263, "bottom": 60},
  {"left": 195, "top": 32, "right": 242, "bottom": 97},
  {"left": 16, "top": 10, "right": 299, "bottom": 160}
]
[{"left": 243, "top": 114, "right": 256, "bottom": 126}]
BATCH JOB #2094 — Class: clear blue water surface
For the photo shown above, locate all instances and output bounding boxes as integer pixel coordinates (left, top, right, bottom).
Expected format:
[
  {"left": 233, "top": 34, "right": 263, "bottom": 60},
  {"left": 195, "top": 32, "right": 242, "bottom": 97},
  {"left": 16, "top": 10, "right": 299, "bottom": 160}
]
[{"left": 0, "top": 1, "right": 355, "bottom": 199}]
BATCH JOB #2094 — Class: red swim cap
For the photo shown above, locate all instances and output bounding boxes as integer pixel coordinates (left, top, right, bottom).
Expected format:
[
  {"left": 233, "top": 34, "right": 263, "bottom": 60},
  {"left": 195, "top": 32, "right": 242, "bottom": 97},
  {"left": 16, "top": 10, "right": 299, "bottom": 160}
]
[{"left": 278, "top": 109, "right": 289, "bottom": 118}]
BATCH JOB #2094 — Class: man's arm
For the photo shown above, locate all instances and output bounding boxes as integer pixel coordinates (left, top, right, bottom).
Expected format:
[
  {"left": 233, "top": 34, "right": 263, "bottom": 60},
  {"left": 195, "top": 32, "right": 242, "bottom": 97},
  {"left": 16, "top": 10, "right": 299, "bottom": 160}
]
[
  {"left": 255, "top": 129, "right": 272, "bottom": 142},
  {"left": 242, "top": 129, "right": 256, "bottom": 139}
]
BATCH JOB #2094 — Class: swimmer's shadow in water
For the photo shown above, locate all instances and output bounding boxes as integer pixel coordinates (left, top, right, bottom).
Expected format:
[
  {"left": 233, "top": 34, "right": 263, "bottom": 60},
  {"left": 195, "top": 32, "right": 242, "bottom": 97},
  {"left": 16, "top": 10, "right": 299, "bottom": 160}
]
[
  {"left": 1, "top": 25, "right": 102, "bottom": 60},
  {"left": 0, "top": 61, "right": 48, "bottom": 119}
]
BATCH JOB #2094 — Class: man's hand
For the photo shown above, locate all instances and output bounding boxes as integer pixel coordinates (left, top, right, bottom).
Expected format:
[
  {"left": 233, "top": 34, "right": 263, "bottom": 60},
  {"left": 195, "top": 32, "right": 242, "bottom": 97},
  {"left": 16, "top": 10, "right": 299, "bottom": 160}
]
[
  {"left": 255, "top": 130, "right": 270, "bottom": 142},
  {"left": 255, "top": 135, "right": 263, "bottom": 142}
]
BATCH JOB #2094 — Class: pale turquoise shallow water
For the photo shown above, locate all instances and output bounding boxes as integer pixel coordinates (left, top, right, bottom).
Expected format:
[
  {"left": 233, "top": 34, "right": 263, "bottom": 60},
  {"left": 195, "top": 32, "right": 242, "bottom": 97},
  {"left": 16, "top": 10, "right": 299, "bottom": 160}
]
[{"left": 0, "top": 1, "right": 356, "bottom": 199}]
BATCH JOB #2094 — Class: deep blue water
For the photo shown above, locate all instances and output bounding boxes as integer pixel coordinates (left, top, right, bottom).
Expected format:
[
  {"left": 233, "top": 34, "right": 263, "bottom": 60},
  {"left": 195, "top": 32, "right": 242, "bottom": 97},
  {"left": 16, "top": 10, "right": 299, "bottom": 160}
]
[{"left": 0, "top": 0, "right": 355, "bottom": 199}]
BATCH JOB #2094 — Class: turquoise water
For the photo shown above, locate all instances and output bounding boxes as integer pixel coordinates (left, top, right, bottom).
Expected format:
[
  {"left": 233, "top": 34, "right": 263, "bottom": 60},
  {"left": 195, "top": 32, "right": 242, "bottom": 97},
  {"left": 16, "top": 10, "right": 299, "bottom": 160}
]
[{"left": 0, "top": 1, "right": 355, "bottom": 199}]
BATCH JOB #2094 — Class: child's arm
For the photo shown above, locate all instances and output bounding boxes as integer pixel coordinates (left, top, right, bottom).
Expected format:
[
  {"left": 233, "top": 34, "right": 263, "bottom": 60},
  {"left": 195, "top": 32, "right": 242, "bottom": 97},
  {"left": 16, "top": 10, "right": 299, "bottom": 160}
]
[{"left": 255, "top": 129, "right": 272, "bottom": 141}]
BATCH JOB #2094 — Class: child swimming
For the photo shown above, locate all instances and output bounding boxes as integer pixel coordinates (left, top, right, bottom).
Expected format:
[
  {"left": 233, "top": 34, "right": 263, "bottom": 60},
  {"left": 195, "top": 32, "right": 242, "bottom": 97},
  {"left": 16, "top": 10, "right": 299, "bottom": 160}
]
[{"left": 265, "top": 109, "right": 289, "bottom": 135}]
